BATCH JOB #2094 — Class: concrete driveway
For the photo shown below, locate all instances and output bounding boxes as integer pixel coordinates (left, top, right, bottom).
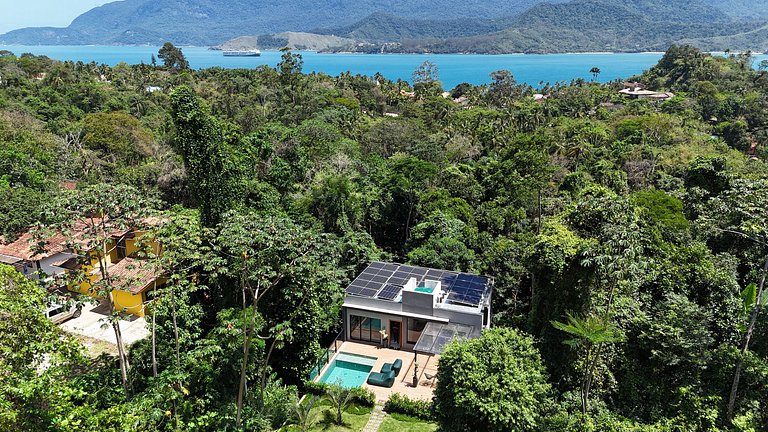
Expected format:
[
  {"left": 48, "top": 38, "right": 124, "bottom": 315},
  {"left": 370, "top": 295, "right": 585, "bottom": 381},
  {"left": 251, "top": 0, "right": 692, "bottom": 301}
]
[{"left": 59, "top": 300, "right": 149, "bottom": 347}]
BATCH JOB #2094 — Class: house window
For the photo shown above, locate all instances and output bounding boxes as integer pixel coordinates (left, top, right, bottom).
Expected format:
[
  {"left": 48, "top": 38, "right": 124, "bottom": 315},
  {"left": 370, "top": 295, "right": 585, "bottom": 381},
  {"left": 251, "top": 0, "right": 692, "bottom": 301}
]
[
  {"left": 407, "top": 318, "right": 428, "bottom": 344},
  {"left": 349, "top": 315, "right": 381, "bottom": 343},
  {"left": 117, "top": 238, "right": 127, "bottom": 260}
]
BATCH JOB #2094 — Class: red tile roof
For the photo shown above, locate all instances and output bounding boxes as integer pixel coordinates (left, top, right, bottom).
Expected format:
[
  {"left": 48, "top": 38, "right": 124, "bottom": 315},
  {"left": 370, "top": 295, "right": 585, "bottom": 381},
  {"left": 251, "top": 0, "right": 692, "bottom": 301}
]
[
  {"left": 94, "top": 258, "right": 158, "bottom": 295},
  {"left": 0, "top": 219, "right": 131, "bottom": 262},
  {"left": 0, "top": 230, "right": 70, "bottom": 261}
]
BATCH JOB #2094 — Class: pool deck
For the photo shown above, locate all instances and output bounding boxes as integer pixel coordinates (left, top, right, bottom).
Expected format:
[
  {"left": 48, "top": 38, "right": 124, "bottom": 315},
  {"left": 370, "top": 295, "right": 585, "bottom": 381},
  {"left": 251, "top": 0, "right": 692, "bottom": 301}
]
[{"left": 335, "top": 341, "right": 439, "bottom": 403}]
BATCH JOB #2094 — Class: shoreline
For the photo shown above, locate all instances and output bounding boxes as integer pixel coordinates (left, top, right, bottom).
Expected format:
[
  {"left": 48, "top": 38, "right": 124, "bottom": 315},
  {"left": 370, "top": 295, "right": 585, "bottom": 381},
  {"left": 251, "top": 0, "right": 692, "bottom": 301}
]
[{"left": 0, "top": 44, "right": 751, "bottom": 56}]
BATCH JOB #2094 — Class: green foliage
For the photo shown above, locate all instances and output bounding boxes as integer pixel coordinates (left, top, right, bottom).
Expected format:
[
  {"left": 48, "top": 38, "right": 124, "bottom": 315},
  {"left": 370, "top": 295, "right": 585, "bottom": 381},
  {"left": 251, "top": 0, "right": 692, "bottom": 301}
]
[
  {"left": 434, "top": 328, "right": 552, "bottom": 432},
  {"left": 302, "top": 381, "right": 375, "bottom": 407},
  {"left": 384, "top": 393, "right": 434, "bottom": 421},
  {"left": 325, "top": 383, "right": 354, "bottom": 425},
  {"left": 2, "top": 45, "right": 768, "bottom": 430},
  {"left": 157, "top": 42, "right": 189, "bottom": 71},
  {"left": 631, "top": 190, "right": 689, "bottom": 234},
  {"left": 0, "top": 265, "right": 85, "bottom": 430},
  {"left": 171, "top": 86, "right": 241, "bottom": 227}
]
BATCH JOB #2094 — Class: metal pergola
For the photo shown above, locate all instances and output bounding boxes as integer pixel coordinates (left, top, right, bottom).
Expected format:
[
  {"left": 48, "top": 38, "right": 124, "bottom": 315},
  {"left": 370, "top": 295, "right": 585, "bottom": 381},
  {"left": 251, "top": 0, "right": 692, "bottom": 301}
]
[{"left": 410, "top": 322, "right": 482, "bottom": 385}]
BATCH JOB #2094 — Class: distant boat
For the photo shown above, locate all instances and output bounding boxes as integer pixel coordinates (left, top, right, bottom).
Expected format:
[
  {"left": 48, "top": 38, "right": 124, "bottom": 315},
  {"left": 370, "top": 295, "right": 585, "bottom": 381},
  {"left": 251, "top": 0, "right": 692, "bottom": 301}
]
[{"left": 223, "top": 50, "right": 261, "bottom": 57}]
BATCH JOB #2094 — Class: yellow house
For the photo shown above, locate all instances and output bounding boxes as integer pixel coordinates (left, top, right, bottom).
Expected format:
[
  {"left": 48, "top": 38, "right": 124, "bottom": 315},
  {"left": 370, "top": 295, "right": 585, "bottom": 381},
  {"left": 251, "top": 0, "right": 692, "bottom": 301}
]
[{"left": 60, "top": 226, "right": 165, "bottom": 317}]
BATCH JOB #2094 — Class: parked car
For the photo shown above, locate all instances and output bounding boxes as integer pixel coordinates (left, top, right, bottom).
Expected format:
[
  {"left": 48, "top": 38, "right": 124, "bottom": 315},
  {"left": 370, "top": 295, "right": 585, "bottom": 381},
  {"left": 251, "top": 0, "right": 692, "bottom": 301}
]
[{"left": 45, "top": 303, "right": 82, "bottom": 324}]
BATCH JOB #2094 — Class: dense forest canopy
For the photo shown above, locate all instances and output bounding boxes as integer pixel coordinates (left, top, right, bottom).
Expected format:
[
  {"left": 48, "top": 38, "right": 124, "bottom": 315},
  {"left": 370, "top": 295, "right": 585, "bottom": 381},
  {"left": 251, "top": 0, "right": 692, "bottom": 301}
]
[{"left": 1, "top": 45, "right": 768, "bottom": 431}]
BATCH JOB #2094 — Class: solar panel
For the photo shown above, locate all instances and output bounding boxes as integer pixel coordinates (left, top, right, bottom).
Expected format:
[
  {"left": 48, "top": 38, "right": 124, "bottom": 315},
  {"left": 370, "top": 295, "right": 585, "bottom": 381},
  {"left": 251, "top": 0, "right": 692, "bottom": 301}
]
[
  {"left": 444, "top": 273, "right": 490, "bottom": 306},
  {"left": 345, "top": 262, "right": 491, "bottom": 303},
  {"left": 426, "top": 269, "right": 444, "bottom": 278},
  {"left": 447, "top": 291, "right": 483, "bottom": 306},
  {"left": 377, "top": 284, "right": 402, "bottom": 300}
]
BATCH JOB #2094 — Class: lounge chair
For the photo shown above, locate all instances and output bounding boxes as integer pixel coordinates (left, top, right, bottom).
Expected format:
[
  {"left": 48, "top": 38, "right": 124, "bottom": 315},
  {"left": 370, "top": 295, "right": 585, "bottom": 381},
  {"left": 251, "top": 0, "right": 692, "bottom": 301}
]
[
  {"left": 367, "top": 370, "right": 396, "bottom": 387},
  {"left": 380, "top": 359, "right": 403, "bottom": 377}
]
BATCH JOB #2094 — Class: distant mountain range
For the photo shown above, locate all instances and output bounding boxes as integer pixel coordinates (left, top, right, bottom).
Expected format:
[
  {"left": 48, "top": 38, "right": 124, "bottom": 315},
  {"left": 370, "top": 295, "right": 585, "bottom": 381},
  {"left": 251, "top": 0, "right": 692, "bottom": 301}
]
[
  {"left": 324, "top": 0, "right": 768, "bottom": 54},
  {"left": 3, "top": 0, "right": 768, "bottom": 54},
  {"left": 0, "top": 0, "right": 562, "bottom": 46}
]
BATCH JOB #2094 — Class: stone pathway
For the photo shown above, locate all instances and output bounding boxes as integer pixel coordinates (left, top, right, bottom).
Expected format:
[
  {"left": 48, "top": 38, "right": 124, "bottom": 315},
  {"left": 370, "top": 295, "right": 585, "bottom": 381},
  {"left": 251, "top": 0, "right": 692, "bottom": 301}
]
[{"left": 361, "top": 405, "right": 386, "bottom": 432}]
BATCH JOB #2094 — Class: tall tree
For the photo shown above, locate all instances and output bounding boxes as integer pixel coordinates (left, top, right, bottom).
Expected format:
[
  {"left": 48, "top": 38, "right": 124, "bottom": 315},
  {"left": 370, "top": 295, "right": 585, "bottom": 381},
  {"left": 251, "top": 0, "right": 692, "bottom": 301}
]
[
  {"left": 211, "top": 211, "right": 343, "bottom": 425},
  {"left": 170, "top": 86, "right": 240, "bottom": 227},
  {"left": 589, "top": 67, "right": 601, "bottom": 81},
  {"left": 36, "top": 183, "right": 158, "bottom": 398},
  {"left": 704, "top": 179, "right": 768, "bottom": 421},
  {"left": 157, "top": 42, "right": 189, "bottom": 71},
  {"left": 0, "top": 265, "right": 83, "bottom": 430}
]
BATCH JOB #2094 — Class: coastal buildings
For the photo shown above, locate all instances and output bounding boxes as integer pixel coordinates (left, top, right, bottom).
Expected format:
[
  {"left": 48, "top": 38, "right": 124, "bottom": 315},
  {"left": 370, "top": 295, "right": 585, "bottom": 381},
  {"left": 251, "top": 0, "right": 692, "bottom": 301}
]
[
  {"left": 0, "top": 228, "right": 78, "bottom": 280},
  {"left": 619, "top": 82, "right": 675, "bottom": 101},
  {"left": 0, "top": 220, "right": 164, "bottom": 317}
]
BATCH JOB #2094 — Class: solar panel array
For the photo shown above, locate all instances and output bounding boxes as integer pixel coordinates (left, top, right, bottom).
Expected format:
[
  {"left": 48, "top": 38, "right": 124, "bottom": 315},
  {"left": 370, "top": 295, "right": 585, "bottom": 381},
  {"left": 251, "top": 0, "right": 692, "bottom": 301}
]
[
  {"left": 346, "top": 262, "right": 399, "bottom": 298},
  {"left": 346, "top": 261, "right": 492, "bottom": 307},
  {"left": 377, "top": 284, "right": 402, "bottom": 300}
]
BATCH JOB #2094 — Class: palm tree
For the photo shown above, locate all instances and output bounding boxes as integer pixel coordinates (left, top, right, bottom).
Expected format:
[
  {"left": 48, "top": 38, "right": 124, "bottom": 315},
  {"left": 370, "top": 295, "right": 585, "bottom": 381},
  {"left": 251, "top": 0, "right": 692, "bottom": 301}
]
[
  {"left": 589, "top": 67, "right": 601, "bottom": 81},
  {"left": 292, "top": 396, "right": 320, "bottom": 432},
  {"left": 325, "top": 383, "right": 354, "bottom": 426},
  {"left": 552, "top": 313, "right": 624, "bottom": 417}
]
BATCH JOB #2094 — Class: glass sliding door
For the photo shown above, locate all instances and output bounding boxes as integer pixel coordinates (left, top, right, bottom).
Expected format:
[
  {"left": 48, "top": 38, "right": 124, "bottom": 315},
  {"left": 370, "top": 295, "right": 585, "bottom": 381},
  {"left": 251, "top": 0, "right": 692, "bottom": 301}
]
[
  {"left": 407, "top": 318, "right": 428, "bottom": 344},
  {"left": 350, "top": 315, "right": 363, "bottom": 340},
  {"left": 349, "top": 314, "right": 382, "bottom": 343}
]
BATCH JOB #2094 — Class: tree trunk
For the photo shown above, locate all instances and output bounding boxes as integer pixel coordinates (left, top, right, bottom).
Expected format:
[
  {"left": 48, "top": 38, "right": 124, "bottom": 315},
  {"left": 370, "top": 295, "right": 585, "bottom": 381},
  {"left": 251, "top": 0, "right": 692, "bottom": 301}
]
[
  {"left": 259, "top": 331, "right": 279, "bottom": 409},
  {"left": 171, "top": 284, "right": 181, "bottom": 378},
  {"left": 113, "top": 319, "right": 131, "bottom": 397},
  {"left": 727, "top": 256, "right": 768, "bottom": 421},
  {"left": 151, "top": 302, "right": 157, "bottom": 377},
  {"left": 236, "top": 259, "right": 252, "bottom": 427},
  {"left": 93, "top": 234, "right": 131, "bottom": 399},
  {"left": 236, "top": 318, "right": 254, "bottom": 426},
  {"left": 580, "top": 345, "right": 593, "bottom": 416}
]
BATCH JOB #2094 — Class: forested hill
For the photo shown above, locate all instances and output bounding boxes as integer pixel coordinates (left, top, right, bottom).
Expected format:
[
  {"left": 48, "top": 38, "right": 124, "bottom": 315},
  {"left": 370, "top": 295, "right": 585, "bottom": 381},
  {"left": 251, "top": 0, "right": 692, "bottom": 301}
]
[
  {"left": 325, "top": 0, "right": 768, "bottom": 53},
  {"left": 4, "top": 0, "right": 768, "bottom": 50},
  {"left": 312, "top": 12, "right": 519, "bottom": 43},
  {"left": 0, "top": 0, "right": 561, "bottom": 46}
]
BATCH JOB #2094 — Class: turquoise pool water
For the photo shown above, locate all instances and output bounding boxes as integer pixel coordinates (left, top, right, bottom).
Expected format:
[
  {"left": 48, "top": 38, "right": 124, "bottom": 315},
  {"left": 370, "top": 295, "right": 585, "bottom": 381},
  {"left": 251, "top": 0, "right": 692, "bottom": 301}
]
[
  {"left": 319, "top": 352, "right": 377, "bottom": 388},
  {"left": 415, "top": 286, "right": 434, "bottom": 293}
]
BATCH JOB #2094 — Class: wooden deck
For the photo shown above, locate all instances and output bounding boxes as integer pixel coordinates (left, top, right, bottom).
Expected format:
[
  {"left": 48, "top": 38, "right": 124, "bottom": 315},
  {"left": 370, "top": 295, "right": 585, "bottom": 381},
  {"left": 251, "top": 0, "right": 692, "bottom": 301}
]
[{"left": 334, "top": 341, "right": 439, "bottom": 403}]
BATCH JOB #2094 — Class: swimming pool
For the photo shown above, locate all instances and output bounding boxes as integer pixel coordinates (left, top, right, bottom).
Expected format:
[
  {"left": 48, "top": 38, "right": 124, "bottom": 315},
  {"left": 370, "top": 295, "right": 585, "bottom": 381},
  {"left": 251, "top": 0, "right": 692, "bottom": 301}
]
[{"left": 318, "top": 352, "right": 377, "bottom": 388}]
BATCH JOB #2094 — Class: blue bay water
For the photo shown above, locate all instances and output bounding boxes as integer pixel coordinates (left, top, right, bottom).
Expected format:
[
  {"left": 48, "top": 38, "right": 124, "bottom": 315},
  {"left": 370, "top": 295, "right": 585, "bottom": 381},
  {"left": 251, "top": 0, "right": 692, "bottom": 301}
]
[{"left": 2, "top": 45, "right": 766, "bottom": 89}]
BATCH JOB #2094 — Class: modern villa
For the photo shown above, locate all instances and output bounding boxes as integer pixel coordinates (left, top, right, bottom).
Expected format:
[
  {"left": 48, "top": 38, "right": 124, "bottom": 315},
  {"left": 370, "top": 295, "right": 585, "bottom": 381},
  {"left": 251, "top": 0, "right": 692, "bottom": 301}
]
[
  {"left": 311, "top": 262, "right": 493, "bottom": 401},
  {"left": 342, "top": 261, "right": 493, "bottom": 355}
]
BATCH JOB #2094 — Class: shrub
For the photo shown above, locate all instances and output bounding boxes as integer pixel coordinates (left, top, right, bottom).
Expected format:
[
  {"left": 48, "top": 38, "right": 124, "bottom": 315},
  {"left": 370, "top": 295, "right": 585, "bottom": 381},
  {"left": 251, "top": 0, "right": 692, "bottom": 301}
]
[
  {"left": 350, "top": 387, "right": 376, "bottom": 407},
  {"left": 433, "top": 328, "right": 552, "bottom": 432},
  {"left": 303, "top": 380, "right": 328, "bottom": 396},
  {"left": 384, "top": 393, "right": 434, "bottom": 421}
]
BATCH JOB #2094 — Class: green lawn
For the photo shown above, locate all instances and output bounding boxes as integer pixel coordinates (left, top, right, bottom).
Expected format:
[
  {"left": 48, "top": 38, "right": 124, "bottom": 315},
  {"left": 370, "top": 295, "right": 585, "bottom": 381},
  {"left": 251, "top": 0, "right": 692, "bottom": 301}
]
[
  {"left": 378, "top": 413, "right": 438, "bottom": 432},
  {"left": 280, "top": 398, "right": 373, "bottom": 432}
]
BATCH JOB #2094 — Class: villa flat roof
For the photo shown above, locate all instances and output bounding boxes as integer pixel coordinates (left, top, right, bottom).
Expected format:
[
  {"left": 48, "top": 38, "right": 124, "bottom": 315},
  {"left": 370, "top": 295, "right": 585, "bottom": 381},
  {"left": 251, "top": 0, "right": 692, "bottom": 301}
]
[{"left": 345, "top": 261, "right": 492, "bottom": 308}]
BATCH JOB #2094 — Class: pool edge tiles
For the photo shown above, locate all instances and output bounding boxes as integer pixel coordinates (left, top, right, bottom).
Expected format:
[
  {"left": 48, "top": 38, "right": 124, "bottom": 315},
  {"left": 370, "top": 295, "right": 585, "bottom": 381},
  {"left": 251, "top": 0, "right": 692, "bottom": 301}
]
[
  {"left": 318, "top": 352, "right": 378, "bottom": 388},
  {"left": 334, "top": 352, "right": 377, "bottom": 367}
]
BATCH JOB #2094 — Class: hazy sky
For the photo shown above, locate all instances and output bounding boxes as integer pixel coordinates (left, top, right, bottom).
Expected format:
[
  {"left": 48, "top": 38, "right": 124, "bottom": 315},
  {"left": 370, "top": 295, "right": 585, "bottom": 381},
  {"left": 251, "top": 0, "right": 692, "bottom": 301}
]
[{"left": 0, "top": 0, "right": 111, "bottom": 34}]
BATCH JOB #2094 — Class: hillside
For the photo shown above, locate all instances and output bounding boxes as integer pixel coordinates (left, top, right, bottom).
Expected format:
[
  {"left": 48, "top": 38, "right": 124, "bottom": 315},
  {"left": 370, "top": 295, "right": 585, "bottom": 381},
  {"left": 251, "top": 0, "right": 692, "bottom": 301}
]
[
  {"left": 704, "top": 0, "right": 768, "bottom": 21},
  {"left": 214, "top": 33, "right": 357, "bottom": 51},
  {"left": 678, "top": 24, "right": 768, "bottom": 52},
  {"left": 0, "top": 0, "right": 559, "bottom": 46},
  {"left": 2, "top": 46, "right": 768, "bottom": 430},
  {"left": 327, "top": 0, "right": 765, "bottom": 53},
  {"left": 312, "top": 12, "right": 519, "bottom": 43}
]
